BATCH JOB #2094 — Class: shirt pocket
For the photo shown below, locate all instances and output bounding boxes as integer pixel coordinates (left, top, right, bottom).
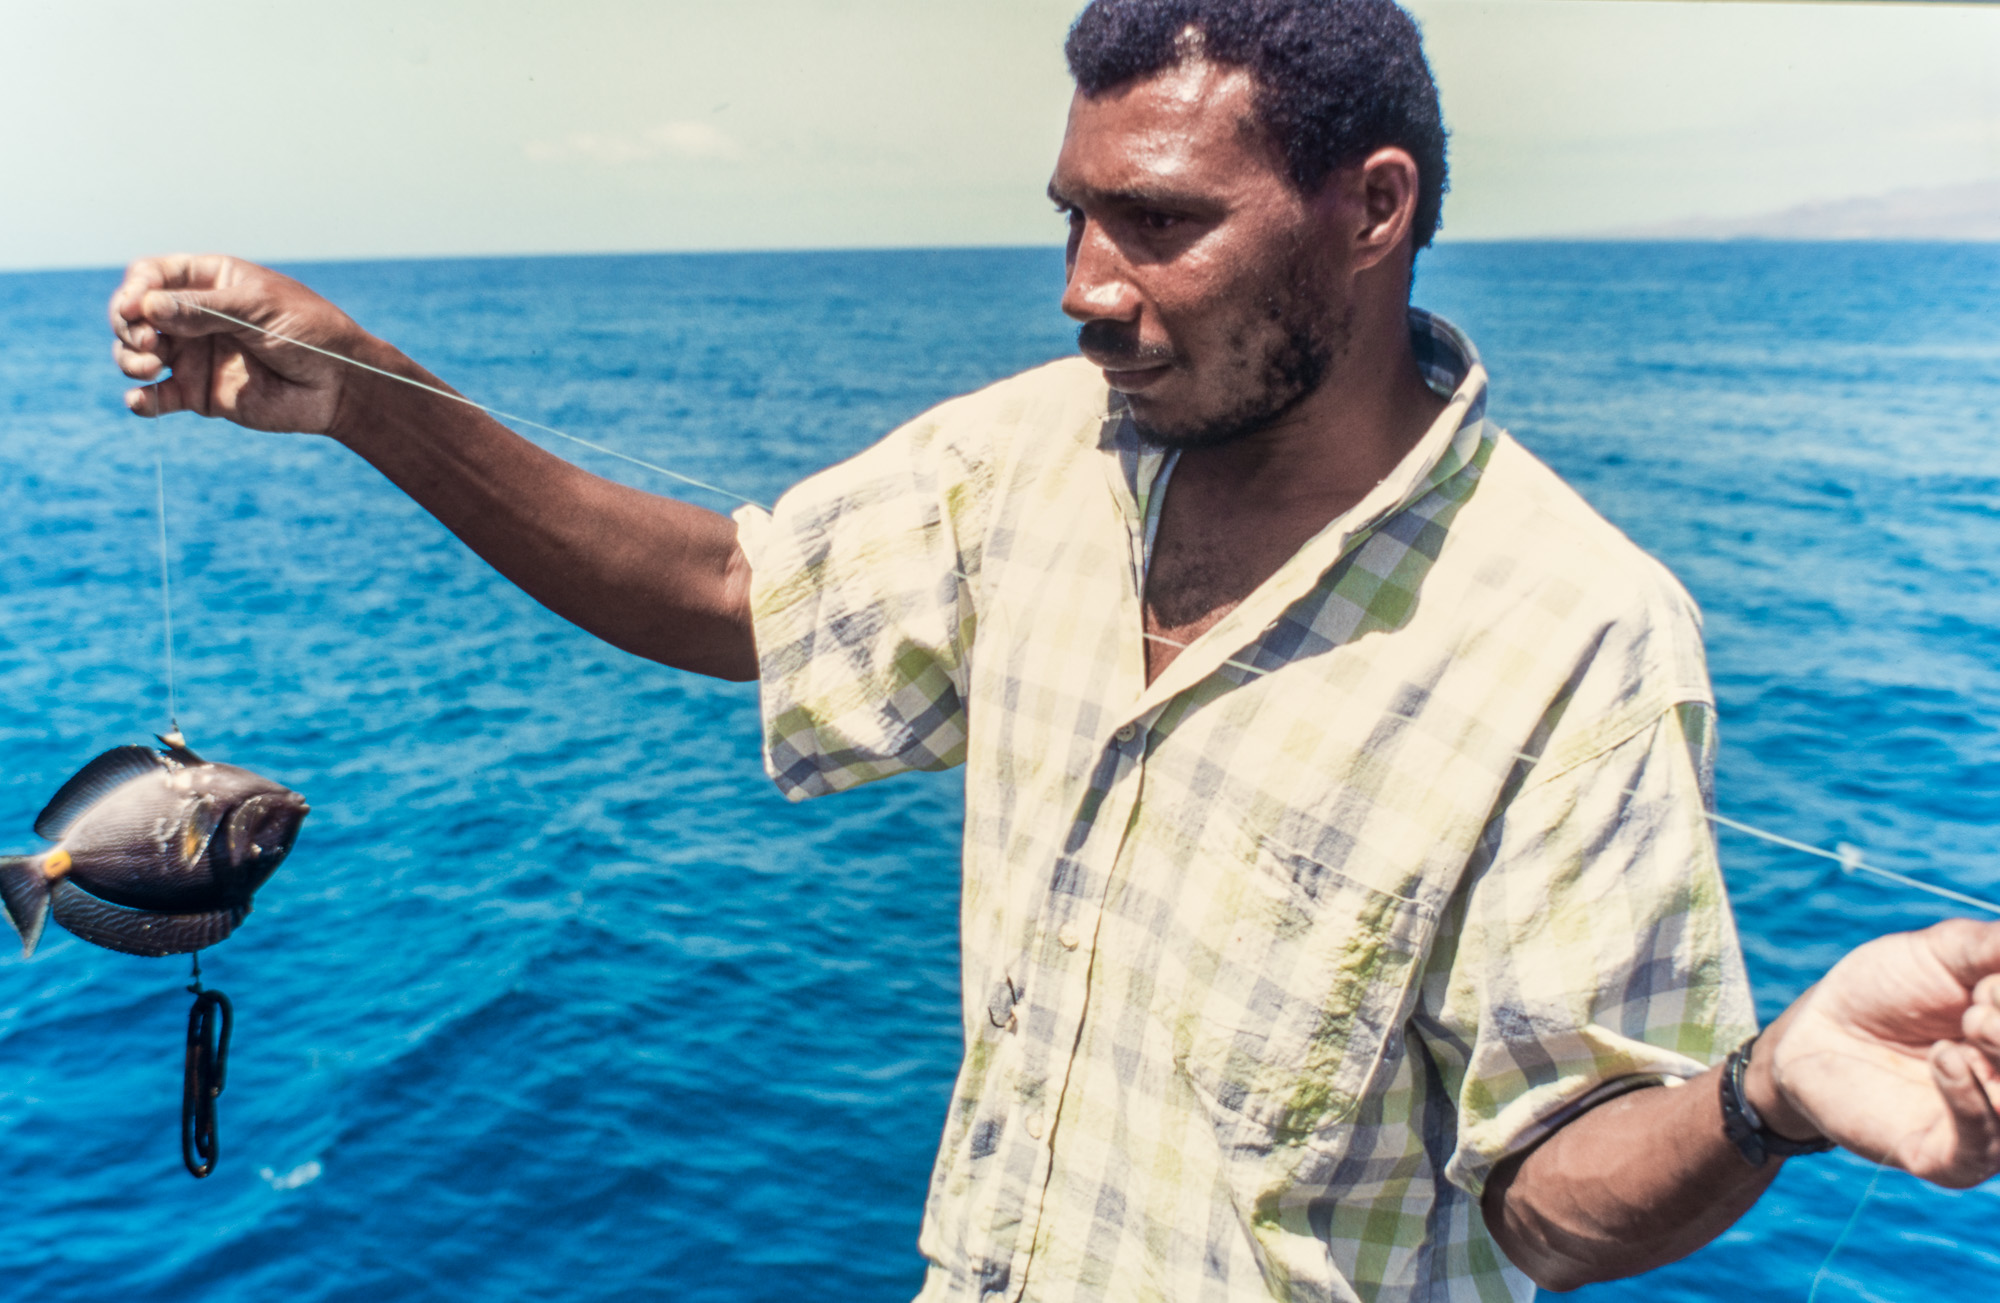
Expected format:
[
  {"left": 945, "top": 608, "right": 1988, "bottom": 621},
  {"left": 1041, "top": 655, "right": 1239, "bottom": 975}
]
[{"left": 1159, "top": 829, "right": 1437, "bottom": 1145}]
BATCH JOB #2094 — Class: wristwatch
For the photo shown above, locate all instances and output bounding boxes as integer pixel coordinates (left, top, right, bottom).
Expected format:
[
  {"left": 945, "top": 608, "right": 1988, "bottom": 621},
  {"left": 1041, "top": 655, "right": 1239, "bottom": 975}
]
[{"left": 1719, "top": 1032, "right": 1836, "bottom": 1167}]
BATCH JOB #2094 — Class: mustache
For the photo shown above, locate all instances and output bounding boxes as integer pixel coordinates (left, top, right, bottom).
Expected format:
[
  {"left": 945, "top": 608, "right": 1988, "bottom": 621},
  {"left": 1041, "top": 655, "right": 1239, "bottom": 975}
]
[{"left": 1077, "top": 320, "right": 1176, "bottom": 369}]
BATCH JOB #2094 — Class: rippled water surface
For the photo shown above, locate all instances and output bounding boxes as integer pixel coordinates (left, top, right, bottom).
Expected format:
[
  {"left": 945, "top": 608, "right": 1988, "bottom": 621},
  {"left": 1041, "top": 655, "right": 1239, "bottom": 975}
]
[{"left": 1, "top": 244, "right": 1996, "bottom": 1301}]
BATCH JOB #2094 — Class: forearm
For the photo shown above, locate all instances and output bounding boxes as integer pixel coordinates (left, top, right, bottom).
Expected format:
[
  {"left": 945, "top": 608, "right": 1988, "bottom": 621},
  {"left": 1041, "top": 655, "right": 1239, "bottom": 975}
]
[
  {"left": 1486, "top": 915, "right": 2000, "bottom": 1291},
  {"left": 328, "top": 339, "right": 758, "bottom": 680},
  {"left": 1480, "top": 1063, "right": 1782, "bottom": 1291}
]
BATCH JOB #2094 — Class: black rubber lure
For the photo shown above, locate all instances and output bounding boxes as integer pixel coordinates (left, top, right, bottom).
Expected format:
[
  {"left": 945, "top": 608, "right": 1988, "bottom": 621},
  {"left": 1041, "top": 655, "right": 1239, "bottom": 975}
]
[{"left": 0, "top": 732, "right": 308, "bottom": 958}]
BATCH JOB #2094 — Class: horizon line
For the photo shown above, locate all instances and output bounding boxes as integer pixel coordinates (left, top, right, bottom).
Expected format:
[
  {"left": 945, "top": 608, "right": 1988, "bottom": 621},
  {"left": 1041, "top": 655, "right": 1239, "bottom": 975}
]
[{"left": 10, "top": 233, "right": 2000, "bottom": 277}]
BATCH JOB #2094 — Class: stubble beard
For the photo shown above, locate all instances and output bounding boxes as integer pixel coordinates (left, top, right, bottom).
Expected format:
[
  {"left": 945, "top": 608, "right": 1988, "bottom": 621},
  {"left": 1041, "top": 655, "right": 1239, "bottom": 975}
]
[{"left": 1124, "top": 277, "right": 1350, "bottom": 453}]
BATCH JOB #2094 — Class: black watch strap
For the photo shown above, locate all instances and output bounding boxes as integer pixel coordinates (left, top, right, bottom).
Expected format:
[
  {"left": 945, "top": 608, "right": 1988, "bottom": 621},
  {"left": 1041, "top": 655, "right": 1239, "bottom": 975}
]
[{"left": 1719, "top": 1032, "right": 1835, "bottom": 1167}]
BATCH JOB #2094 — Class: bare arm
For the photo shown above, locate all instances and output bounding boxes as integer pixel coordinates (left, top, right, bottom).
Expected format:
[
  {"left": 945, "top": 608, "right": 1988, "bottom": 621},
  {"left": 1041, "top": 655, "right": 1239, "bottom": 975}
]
[
  {"left": 1485, "top": 920, "right": 2000, "bottom": 1291},
  {"left": 1479, "top": 1055, "right": 1777, "bottom": 1290},
  {"left": 109, "top": 255, "right": 757, "bottom": 680}
]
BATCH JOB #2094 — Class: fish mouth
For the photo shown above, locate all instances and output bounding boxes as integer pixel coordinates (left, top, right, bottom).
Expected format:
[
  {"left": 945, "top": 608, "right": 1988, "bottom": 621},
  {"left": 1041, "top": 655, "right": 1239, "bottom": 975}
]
[{"left": 220, "top": 792, "right": 311, "bottom": 894}]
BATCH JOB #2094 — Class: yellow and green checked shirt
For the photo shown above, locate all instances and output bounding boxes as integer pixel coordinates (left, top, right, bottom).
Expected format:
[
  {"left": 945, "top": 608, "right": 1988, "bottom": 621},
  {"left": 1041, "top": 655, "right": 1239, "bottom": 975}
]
[{"left": 733, "top": 311, "right": 1755, "bottom": 1303}]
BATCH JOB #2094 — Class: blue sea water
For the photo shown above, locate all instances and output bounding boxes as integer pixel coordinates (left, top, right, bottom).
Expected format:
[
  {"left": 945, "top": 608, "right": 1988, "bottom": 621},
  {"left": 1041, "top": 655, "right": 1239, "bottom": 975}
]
[{"left": 0, "top": 243, "right": 1996, "bottom": 1302}]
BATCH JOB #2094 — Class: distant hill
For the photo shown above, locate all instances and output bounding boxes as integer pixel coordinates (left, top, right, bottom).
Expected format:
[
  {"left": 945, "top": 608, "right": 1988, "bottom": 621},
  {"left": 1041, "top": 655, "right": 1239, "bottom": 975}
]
[{"left": 1595, "top": 179, "right": 2000, "bottom": 241}]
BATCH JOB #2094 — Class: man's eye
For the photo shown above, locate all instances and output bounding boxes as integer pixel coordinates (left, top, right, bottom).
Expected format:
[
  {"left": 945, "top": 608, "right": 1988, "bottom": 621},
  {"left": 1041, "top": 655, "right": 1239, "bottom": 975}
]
[{"left": 1138, "top": 211, "right": 1181, "bottom": 232}]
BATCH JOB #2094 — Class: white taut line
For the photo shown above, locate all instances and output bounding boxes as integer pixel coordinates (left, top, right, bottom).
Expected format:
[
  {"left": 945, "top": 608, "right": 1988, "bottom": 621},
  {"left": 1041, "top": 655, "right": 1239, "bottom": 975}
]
[
  {"left": 170, "top": 299, "right": 770, "bottom": 511},
  {"left": 153, "top": 445, "right": 178, "bottom": 732},
  {"left": 1139, "top": 633, "right": 2000, "bottom": 914}
]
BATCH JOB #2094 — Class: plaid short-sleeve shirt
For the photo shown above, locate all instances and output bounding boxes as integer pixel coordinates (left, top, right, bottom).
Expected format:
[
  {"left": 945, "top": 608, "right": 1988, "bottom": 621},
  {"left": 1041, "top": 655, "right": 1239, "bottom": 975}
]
[{"left": 733, "top": 311, "right": 1755, "bottom": 1302}]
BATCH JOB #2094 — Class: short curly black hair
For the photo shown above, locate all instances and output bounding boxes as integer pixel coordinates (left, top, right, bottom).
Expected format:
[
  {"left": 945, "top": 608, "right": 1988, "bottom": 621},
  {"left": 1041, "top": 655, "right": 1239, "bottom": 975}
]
[{"left": 1065, "top": 0, "right": 1449, "bottom": 249}]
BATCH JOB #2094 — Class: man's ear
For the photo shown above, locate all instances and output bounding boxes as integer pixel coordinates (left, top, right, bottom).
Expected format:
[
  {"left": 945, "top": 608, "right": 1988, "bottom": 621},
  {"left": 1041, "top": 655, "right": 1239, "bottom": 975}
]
[{"left": 1332, "top": 147, "right": 1420, "bottom": 275}]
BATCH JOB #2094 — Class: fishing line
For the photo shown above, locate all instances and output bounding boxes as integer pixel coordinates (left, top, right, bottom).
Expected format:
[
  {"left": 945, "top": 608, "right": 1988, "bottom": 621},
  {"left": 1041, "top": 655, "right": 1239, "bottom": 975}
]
[
  {"left": 170, "top": 302, "right": 2000, "bottom": 918},
  {"left": 153, "top": 443, "right": 178, "bottom": 734},
  {"left": 1806, "top": 1158, "right": 1890, "bottom": 1303},
  {"left": 1804, "top": 1119, "right": 1934, "bottom": 1303},
  {"left": 1136, "top": 629, "right": 2000, "bottom": 917},
  {"left": 169, "top": 299, "right": 768, "bottom": 510}
]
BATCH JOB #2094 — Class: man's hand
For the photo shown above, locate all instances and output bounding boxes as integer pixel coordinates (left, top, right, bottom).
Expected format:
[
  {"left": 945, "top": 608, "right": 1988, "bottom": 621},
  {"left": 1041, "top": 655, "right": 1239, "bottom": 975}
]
[
  {"left": 1758, "top": 919, "right": 2000, "bottom": 1187},
  {"left": 109, "top": 254, "right": 371, "bottom": 437}
]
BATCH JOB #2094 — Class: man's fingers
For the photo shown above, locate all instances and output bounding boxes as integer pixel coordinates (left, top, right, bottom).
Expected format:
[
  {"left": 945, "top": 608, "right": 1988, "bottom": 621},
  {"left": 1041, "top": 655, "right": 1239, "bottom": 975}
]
[
  {"left": 134, "top": 288, "right": 254, "bottom": 338},
  {"left": 114, "top": 253, "right": 236, "bottom": 310},
  {"left": 124, "top": 380, "right": 189, "bottom": 419},
  {"left": 114, "top": 345, "right": 162, "bottom": 382},
  {"left": 1935, "top": 1039, "right": 2000, "bottom": 1121},
  {"left": 120, "top": 319, "right": 164, "bottom": 354},
  {"left": 1924, "top": 1042, "right": 2000, "bottom": 1187},
  {"left": 110, "top": 262, "right": 170, "bottom": 338},
  {"left": 1923, "top": 919, "right": 2000, "bottom": 992},
  {"left": 123, "top": 332, "right": 218, "bottom": 419},
  {"left": 110, "top": 255, "right": 208, "bottom": 337},
  {"left": 110, "top": 255, "right": 256, "bottom": 343},
  {"left": 113, "top": 320, "right": 194, "bottom": 383},
  {"left": 1966, "top": 975, "right": 2000, "bottom": 1052},
  {"left": 145, "top": 253, "right": 237, "bottom": 292}
]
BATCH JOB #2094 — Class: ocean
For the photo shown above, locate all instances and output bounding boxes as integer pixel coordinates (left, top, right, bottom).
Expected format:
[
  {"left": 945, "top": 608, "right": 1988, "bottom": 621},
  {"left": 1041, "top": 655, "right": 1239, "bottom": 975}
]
[{"left": 1, "top": 243, "right": 1996, "bottom": 1301}]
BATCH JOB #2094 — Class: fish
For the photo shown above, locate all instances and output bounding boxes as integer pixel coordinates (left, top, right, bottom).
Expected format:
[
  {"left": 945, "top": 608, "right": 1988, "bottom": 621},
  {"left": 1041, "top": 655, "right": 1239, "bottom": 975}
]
[{"left": 0, "top": 731, "right": 308, "bottom": 958}]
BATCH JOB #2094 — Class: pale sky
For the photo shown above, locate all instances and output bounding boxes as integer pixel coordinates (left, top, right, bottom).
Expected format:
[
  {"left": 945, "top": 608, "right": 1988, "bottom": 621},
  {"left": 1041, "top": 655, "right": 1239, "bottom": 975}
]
[{"left": 3, "top": 0, "right": 1997, "bottom": 270}]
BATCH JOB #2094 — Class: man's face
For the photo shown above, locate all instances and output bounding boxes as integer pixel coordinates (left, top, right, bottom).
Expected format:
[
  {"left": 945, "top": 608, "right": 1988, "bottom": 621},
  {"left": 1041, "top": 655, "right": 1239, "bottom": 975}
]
[{"left": 1050, "top": 59, "right": 1346, "bottom": 450}]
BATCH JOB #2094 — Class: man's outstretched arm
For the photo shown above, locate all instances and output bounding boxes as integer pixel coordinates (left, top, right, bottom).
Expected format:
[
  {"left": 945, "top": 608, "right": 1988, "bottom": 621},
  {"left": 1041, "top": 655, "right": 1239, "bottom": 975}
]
[
  {"left": 109, "top": 254, "right": 758, "bottom": 681},
  {"left": 1485, "top": 919, "right": 2000, "bottom": 1291}
]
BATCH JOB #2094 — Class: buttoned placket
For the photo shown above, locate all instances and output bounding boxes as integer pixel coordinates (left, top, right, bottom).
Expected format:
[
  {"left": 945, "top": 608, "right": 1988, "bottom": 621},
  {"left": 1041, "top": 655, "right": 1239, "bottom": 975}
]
[
  {"left": 995, "top": 706, "right": 1155, "bottom": 1303},
  {"left": 971, "top": 428, "right": 1170, "bottom": 1302}
]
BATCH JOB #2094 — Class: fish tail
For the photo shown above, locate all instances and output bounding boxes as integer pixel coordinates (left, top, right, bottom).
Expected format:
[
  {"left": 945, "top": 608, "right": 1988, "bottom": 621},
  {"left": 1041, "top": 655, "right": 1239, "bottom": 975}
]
[{"left": 0, "top": 856, "right": 51, "bottom": 958}]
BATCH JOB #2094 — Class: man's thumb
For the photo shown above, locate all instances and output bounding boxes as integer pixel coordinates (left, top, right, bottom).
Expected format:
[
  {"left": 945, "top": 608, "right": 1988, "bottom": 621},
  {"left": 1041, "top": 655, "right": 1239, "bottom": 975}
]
[{"left": 140, "top": 289, "right": 246, "bottom": 336}]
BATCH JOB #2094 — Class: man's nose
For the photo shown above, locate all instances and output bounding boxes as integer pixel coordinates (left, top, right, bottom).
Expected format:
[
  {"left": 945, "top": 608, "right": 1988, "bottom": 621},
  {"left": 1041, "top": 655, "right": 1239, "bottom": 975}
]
[{"left": 1060, "top": 222, "right": 1141, "bottom": 324}]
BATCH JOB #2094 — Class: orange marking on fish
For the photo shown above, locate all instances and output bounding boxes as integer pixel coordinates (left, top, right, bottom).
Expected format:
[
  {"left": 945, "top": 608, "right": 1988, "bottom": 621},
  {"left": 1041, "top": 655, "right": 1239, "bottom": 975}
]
[{"left": 43, "top": 849, "right": 72, "bottom": 881}]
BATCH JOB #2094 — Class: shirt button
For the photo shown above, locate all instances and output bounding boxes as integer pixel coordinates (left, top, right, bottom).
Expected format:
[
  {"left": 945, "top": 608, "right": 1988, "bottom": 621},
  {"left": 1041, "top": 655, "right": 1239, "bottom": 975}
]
[
  {"left": 1026, "top": 1113, "right": 1047, "bottom": 1140},
  {"left": 1115, "top": 723, "right": 1137, "bottom": 743},
  {"left": 1057, "top": 924, "right": 1080, "bottom": 950}
]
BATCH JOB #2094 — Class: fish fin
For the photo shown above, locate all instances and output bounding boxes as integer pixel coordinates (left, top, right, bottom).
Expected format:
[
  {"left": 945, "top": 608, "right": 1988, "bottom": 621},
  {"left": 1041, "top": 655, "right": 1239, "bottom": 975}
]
[
  {"left": 182, "top": 794, "right": 224, "bottom": 871},
  {"left": 0, "top": 857, "right": 50, "bottom": 958},
  {"left": 48, "top": 881, "right": 244, "bottom": 958},
  {"left": 155, "top": 732, "right": 205, "bottom": 765},
  {"left": 33, "top": 746, "right": 171, "bottom": 842}
]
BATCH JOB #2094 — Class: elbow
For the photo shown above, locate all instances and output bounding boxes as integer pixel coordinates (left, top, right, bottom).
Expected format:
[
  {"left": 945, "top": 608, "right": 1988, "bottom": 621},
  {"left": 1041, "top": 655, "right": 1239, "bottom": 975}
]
[
  {"left": 1491, "top": 1227, "right": 1606, "bottom": 1294},
  {"left": 1516, "top": 1256, "right": 1606, "bottom": 1295},
  {"left": 714, "top": 654, "right": 760, "bottom": 683},
  {"left": 642, "top": 638, "right": 759, "bottom": 681}
]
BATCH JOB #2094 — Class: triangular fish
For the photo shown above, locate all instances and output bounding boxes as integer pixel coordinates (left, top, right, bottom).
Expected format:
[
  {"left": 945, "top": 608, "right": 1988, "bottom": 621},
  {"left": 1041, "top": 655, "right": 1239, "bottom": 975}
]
[{"left": 33, "top": 747, "right": 170, "bottom": 842}]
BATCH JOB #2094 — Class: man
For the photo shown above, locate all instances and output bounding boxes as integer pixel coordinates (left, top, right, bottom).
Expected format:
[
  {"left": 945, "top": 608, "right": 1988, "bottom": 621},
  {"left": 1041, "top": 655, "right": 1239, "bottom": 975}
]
[{"left": 108, "top": 1, "right": 2000, "bottom": 1299}]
